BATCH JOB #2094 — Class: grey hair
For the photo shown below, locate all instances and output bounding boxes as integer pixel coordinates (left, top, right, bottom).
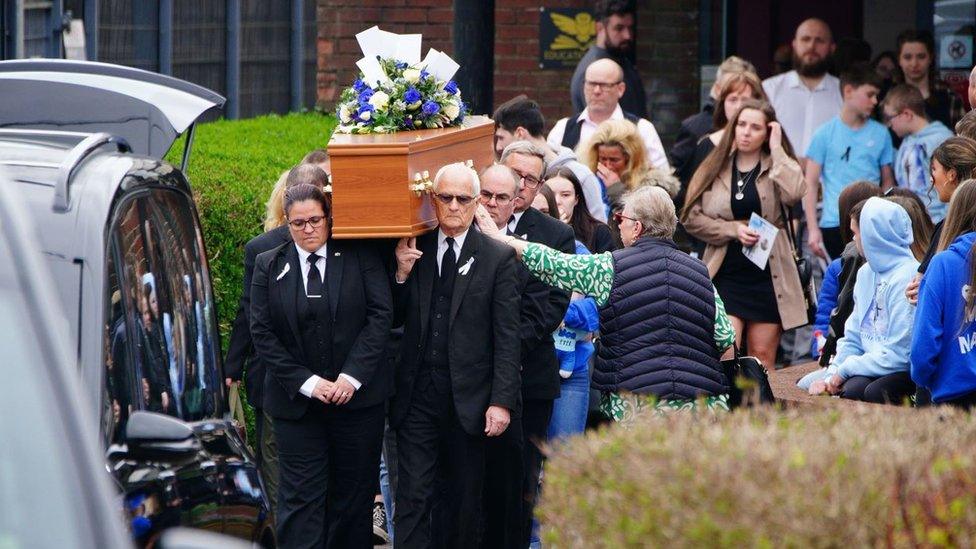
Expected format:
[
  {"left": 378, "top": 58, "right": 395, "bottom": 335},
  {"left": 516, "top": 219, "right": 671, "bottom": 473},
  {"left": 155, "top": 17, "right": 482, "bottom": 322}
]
[
  {"left": 622, "top": 185, "right": 677, "bottom": 239},
  {"left": 433, "top": 162, "right": 480, "bottom": 195},
  {"left": 499, "top": 140, "right": 548, "bottom": 177},
  {"left": 480, "top": 163, "right": 520, "bottom": 194}
]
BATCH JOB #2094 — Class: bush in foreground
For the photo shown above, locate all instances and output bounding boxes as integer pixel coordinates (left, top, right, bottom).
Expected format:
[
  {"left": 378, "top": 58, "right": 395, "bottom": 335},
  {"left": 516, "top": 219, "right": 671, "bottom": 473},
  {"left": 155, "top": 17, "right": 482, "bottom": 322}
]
[{"left": 538, "top": 406, "right": 976, "bottom": 547}]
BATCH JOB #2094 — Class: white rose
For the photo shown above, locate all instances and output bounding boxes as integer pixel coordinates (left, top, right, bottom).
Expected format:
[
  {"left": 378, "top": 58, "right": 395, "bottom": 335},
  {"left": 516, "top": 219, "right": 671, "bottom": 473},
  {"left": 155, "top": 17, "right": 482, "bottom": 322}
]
[
  {"left": 359, "top": 110, "right": 372, "bottom": 122},
  {"left": 368, "top": 91, "right": 390, "bottom": 110},
  {"left": 339, "top": 105, "right": 352, "bottom": 123},
  {"left": 404, "top": 68, "right": 421, "bottom": 83},
  {"left": 443, "top": 100, "right": 460, "bottom": 120}
]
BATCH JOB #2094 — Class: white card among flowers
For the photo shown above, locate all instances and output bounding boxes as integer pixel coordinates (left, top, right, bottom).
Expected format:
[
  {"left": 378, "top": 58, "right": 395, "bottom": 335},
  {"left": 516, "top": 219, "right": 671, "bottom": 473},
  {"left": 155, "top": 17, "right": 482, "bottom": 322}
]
[{"left": 337, "top": 26, "right": 467, "bottom": 134}]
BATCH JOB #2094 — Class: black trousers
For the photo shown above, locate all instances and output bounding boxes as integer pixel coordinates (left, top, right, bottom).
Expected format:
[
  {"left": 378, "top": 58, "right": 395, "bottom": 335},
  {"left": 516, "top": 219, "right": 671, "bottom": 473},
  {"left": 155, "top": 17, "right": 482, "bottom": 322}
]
[
  {"left": 273, "top": 401, "right": 385, "bottom": 549},
  {"left": 520, "top": 398, "right": 554, "bottom": 544},
  {"left": 840, "top": 372, "right": 915, "bottom": 405},
  {"left": 482, "top": 415, "right": 524, "bottom": 548},
  {"left": 395, "top": 369, "right": 486, "bottom": 549}
]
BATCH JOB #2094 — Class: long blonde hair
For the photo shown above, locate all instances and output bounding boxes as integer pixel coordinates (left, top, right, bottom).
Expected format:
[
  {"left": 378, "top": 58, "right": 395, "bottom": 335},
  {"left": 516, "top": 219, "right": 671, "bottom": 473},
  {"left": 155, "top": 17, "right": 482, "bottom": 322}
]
[
  {"left": 263, "top": 169, "right": 292, "bottom": 231},
  {"left": 577, "top": 119, "right": 649, "bottom": 189}
]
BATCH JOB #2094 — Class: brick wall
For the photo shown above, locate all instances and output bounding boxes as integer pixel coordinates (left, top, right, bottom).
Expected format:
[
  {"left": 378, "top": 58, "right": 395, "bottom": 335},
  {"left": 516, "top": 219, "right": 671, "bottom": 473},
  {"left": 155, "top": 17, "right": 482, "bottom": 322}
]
[{"left": 316, "top": 0, "right": 700, "bottom": 148}]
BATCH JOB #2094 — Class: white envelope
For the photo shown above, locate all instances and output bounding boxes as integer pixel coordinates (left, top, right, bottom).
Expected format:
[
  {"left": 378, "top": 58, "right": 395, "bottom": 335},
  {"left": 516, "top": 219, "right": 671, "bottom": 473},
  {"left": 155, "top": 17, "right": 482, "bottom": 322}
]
[
  {"left": 420, "top": 48, "right": 441, "bottom": 70},
  {"left": 395, "top": 34, "right": 423, "bottom": 66},
  {"left": 426, "top": 51, "right": 460, "bottom": 82},
  {"left": 356, "top": 56, "right": 390, "bottom": 89},
  {"left": 356, "top": 26, "right": 399, "bottom": 61}
]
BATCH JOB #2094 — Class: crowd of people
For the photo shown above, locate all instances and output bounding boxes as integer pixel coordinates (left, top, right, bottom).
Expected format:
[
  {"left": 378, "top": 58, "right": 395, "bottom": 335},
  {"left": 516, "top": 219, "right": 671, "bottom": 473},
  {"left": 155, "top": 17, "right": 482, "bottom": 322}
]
[{"left": 220, "top": 1, "right": 976, "bottom": 547}]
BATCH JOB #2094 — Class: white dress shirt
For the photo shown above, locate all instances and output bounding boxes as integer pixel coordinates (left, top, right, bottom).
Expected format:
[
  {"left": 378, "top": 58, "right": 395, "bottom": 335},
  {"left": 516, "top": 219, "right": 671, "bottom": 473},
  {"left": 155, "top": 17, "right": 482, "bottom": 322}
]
[
  {"left": 547, "top": 105, "right": 671, "bottom": 171},
  {"left": 436, "top": 228, "right": 469, "bottom": 274},
  {"left": 506, "top": 211, "right": 525, "bottom": 235},
  {"left": 294, "top": 242, "right": 362, "bottom": 397},
  {"left": 763, "top": 70, "right": 842, "bottom": 158}
]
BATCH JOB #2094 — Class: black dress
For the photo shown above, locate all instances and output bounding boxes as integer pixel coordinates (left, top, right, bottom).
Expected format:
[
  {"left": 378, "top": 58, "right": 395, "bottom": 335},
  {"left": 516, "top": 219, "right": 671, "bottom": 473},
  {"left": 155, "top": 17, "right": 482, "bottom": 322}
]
[{"left": 712, "top": 160, "right": 781, "bottom": 324}]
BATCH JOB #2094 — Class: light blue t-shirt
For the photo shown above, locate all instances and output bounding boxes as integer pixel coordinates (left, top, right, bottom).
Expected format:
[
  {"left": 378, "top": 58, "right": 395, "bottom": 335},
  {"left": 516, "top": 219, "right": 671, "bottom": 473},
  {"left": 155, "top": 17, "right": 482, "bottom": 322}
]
[{"left": 805, "top": 116, "right": 894, "bottom": 228}]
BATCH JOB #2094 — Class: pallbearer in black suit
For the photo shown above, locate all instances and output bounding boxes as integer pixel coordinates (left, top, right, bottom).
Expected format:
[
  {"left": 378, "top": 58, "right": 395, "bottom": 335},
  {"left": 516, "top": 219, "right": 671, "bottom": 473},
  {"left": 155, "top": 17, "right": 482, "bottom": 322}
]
[
  {"left": 224, "top": 163, "right": 329, "bottom": 511},
  {"left": 500, "top": 141, "right": 576, "bottom": 545},
  {"left": 250, "top": 183, "right": 393, "bottom": 548},
  {"left": 390, "top": 163, "right": 521, "bottom": 548}
]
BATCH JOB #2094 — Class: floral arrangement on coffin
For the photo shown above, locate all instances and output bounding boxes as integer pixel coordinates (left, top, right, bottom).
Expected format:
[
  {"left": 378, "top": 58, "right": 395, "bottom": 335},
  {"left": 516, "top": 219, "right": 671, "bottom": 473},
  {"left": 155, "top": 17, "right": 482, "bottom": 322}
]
[{"left": 335, "top": 26, "right": 467, "bottom": 134}]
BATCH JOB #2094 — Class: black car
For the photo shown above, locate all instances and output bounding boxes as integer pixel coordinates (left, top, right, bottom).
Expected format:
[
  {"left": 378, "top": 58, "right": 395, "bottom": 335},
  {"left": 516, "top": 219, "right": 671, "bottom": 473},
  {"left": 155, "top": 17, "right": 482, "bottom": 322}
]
[{"left": 0, "top": 60, "right": 274, "bottom": 547}]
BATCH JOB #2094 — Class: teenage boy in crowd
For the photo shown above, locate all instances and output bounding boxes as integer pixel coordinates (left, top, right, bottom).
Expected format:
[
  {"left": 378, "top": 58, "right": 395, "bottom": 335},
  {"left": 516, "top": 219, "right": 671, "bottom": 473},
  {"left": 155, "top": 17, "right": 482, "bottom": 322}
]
[
  {"left": 883, "top": 84, "right": 954, "bottom": 222},
  {"left": 805, "top": 64, "right": 895, "bottom": 260}
]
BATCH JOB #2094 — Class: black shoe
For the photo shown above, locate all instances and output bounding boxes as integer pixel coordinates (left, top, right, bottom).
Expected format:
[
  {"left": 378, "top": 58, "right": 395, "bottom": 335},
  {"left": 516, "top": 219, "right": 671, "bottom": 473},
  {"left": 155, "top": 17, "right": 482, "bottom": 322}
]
[{"left": 372, "top": 502, "right": 390, "bottom": 545}]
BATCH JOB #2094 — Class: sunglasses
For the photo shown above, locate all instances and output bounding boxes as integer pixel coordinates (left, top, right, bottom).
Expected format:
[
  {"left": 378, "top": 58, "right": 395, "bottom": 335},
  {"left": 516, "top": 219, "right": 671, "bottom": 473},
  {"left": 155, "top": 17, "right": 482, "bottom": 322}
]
[
  {"left": 434, "top": 193, "right": 476, "bottom": 206},
  {"left": 612, "top": 212, "right": 638, "bottom": 224}
]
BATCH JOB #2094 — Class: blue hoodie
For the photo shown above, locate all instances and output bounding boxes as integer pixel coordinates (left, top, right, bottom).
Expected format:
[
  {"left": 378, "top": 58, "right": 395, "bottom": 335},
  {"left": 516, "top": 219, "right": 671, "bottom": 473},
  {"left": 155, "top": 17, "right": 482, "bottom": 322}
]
[
  {"left": 826, "top": 198, "right": 920, "bottom": 380},
  {"left": 911, "top": 232, "right": 976, "bottom": 401},
  {"left": 894, "top": 120, "right": 953, "bottom": 222}
]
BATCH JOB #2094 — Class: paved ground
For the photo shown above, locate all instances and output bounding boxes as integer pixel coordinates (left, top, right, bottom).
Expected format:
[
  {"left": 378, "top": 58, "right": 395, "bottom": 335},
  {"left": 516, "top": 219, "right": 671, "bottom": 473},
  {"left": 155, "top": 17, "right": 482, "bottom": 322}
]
[{"left": 768, "top": 361, "right": 876, "bottom": 408}]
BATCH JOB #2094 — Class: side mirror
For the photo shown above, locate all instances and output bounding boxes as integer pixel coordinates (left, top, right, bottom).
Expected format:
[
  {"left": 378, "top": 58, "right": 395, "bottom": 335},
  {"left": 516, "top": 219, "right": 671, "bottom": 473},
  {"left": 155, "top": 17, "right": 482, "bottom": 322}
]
[
  {"left": 124, "top": 411, "right": 201, "bottom": 459},
  {"left": 156, "top": 527, "right": 255, "bottom": 549}
]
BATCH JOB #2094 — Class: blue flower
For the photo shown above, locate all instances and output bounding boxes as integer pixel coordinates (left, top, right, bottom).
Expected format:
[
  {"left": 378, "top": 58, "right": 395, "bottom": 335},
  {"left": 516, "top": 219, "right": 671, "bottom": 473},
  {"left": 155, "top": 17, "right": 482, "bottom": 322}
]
[
  {"left": 404, "top": 87, "right": 422, "bottom": 104},
  {"left": 353, "top": 79, "right": 368, "bottom": 93},
  {"left": 444, "top": 80, "right": 459, "bottom": 95},
  {"left": 395, "top": 61, "right": 408, "bottom": 69},
  {"left": 420, "top": 69, "right": 430, "bottom": 81},
  {"left": 403, "top": 115, "right": 414, "bottom": 128},
  {"left": 358, "top": 88, "right": 374, "bottom": 103},
  {"left": 422, "top": 100, "right": 441, "bottom": 116}
]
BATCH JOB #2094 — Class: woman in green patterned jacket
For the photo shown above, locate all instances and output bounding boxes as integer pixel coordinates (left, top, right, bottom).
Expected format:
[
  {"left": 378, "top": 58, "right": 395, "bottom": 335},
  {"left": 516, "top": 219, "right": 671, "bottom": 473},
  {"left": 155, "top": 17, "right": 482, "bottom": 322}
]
[{"left": 475, "top": 185, "right": 736, "bottom": 422}]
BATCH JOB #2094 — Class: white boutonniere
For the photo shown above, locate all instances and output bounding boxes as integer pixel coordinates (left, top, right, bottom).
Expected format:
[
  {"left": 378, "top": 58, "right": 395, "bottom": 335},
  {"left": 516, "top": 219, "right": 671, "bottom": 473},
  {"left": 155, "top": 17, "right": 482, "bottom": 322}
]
[
  {"left": 458, "top": 257, "right": 475, "bottom": 276},
  {"left": 276, "top": 262, "right": 291, "bottom": 281}
]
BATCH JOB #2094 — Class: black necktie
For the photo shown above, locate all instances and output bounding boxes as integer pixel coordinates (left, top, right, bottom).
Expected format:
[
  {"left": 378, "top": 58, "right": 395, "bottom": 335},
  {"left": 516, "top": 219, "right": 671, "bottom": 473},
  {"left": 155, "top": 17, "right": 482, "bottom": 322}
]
[
  {"left": 306, "top": 253, "right": 323, "bottom": 297},
  {"left": 507, "top": 215, "right": 516, "bottom": 235},
  {"left": 441, "top": 237, "right": 456, "bottom": 287}
]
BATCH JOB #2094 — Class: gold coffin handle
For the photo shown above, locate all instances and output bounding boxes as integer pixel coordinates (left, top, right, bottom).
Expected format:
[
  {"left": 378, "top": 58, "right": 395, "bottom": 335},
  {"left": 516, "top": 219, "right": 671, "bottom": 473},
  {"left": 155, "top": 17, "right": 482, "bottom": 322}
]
[{"left": 410, "top": 170, "right": 433, "bottom": 196}]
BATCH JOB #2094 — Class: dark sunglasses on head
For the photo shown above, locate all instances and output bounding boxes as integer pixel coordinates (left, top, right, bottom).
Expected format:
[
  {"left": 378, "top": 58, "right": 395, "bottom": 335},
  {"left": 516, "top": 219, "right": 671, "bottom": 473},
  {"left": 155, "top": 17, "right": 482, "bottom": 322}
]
[{"left": 434, "top": 193, "right": 476, "bottom": 206}]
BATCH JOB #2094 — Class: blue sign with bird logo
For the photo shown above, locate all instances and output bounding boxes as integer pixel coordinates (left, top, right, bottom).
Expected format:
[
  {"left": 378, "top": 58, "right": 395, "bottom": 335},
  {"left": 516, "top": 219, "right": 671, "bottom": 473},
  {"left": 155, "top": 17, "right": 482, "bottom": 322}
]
[{"left": 539, "top": 7, "right": 596, "bottom": 69}]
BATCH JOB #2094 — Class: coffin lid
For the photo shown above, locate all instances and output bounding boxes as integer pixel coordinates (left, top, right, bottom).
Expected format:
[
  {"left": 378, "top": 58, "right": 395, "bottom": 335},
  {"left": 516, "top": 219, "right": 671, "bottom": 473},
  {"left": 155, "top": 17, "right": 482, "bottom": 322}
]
[
  {"left": 327, "top": 116, "right": 494, "bottom": 155},
  {"left": 0, "top": 59, "right": 225, "bottom": 160}
]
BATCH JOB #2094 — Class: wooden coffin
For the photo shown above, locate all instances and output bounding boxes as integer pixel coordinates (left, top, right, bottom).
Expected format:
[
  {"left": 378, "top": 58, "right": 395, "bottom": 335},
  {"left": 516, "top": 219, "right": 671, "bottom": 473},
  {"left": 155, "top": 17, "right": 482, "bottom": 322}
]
[{"left": 328, "top": 115, "right": 495, "bottom": 239}]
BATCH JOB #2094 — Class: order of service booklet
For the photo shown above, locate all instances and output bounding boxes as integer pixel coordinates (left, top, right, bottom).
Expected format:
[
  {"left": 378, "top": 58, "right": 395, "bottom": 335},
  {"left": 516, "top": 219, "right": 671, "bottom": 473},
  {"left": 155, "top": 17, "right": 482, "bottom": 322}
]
[{"left": 742, "top": 212, "right": 779, "bottom": 270}]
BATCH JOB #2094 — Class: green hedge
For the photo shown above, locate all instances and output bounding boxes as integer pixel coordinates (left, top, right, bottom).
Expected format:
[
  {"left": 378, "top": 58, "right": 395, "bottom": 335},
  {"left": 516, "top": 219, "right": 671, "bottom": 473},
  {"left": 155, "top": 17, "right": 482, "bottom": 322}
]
[
  {"left": 166, "top": 112, "right": 336, "bottom": 436},
  {"left": 539, "top": 407, "right": 976, "bottom": 547},
  {"left": 166, "top": 112, "right": 337, "bottom": 350}
]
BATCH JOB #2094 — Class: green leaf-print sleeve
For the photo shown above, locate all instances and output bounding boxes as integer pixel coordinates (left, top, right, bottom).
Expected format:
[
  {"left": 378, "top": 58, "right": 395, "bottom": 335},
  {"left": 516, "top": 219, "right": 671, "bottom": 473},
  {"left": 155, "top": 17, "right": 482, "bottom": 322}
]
[
  {"left": 521, "top": 242, "right": 614, "bottom": 306},
  {"left": 713, "top": 286, "right": 736, "bottom": 351}
]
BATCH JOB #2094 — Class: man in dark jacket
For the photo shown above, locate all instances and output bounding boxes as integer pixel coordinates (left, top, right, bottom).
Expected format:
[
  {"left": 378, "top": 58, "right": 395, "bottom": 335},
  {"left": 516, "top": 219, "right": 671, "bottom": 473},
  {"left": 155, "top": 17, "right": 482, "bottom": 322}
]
[
  {"left": 390, "top": 163, "right": 521, "bottom": 548},
  {"left": 500, "top": 141, "right": 575, "bottom": 544},
  {"left": 223, "top": 163, "right": 328, "bottom": 510},
  {"left": 570, "top": 0, "right": 644, "bottom": 118}
]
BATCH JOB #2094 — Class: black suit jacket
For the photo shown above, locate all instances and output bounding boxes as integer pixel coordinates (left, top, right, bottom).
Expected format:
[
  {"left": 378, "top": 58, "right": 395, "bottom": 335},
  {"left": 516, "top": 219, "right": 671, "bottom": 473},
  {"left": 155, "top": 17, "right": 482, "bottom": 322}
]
[
  {"left": 390, "top": 228, "right": 521, "bottom": 436},
  {"left": 223, "top": 225, "right": 291, "bottom": 408},
  {"left": 250, "top": 240, "right": 393, "bottom": 420},
  {"left": 513, "top": 208, "right": 576, "bottom": 401},
  {"left": 671, "top": 99, "right": 715, "bottom": 182}
]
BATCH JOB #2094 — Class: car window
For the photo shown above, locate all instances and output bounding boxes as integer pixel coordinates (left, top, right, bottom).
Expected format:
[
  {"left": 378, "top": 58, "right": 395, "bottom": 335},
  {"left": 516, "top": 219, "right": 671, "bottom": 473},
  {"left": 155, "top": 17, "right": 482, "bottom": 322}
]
[
  {"left": 103, "top": 246, "right": 135, "bottom": 445},
  {"left": 105, "top": 189, "right": 222, "bottom": 426},
  {"left": 0, "top": 231, "right": 95, "bottom": 548}
]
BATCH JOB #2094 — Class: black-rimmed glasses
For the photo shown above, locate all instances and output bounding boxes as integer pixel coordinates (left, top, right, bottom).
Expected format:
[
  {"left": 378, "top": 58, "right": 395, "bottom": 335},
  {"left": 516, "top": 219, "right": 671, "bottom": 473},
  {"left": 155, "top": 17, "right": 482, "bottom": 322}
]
[{"left": 288, "top": 215, "right": 326, "bottom": 231}]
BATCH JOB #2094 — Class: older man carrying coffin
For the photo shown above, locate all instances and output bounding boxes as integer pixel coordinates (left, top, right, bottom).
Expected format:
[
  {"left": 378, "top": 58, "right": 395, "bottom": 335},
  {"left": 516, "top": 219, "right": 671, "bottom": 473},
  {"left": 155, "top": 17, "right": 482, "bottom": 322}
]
[{"left": 390, "top": 163, "right": 521, "bottom": 548}]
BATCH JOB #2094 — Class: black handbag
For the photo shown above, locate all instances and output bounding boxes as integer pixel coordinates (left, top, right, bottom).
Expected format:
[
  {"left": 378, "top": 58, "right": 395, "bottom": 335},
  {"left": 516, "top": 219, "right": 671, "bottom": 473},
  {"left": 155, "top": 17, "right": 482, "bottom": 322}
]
[
  {"left": 779, "top": 202, "right": 817, "bottom": 325},
  {"left": 721, "top": 345, "right": 776, "bottom": 409}
]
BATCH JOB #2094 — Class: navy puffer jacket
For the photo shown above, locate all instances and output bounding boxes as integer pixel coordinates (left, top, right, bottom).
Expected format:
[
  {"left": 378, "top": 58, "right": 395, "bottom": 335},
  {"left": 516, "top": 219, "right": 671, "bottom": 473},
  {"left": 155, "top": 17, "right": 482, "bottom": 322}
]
[{"left": 595, "top": 237, "right": 729, "bottom": 399}]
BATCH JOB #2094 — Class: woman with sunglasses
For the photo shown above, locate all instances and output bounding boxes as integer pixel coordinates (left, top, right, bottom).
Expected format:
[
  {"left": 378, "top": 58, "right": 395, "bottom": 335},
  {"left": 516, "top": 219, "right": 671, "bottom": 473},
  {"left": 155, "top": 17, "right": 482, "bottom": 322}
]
[
  {"left": 681, "top": 99, "right": 805, "bottom": 370},
  {"left": 474, "top": 185, "right": 737, "bottom": 419}
]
